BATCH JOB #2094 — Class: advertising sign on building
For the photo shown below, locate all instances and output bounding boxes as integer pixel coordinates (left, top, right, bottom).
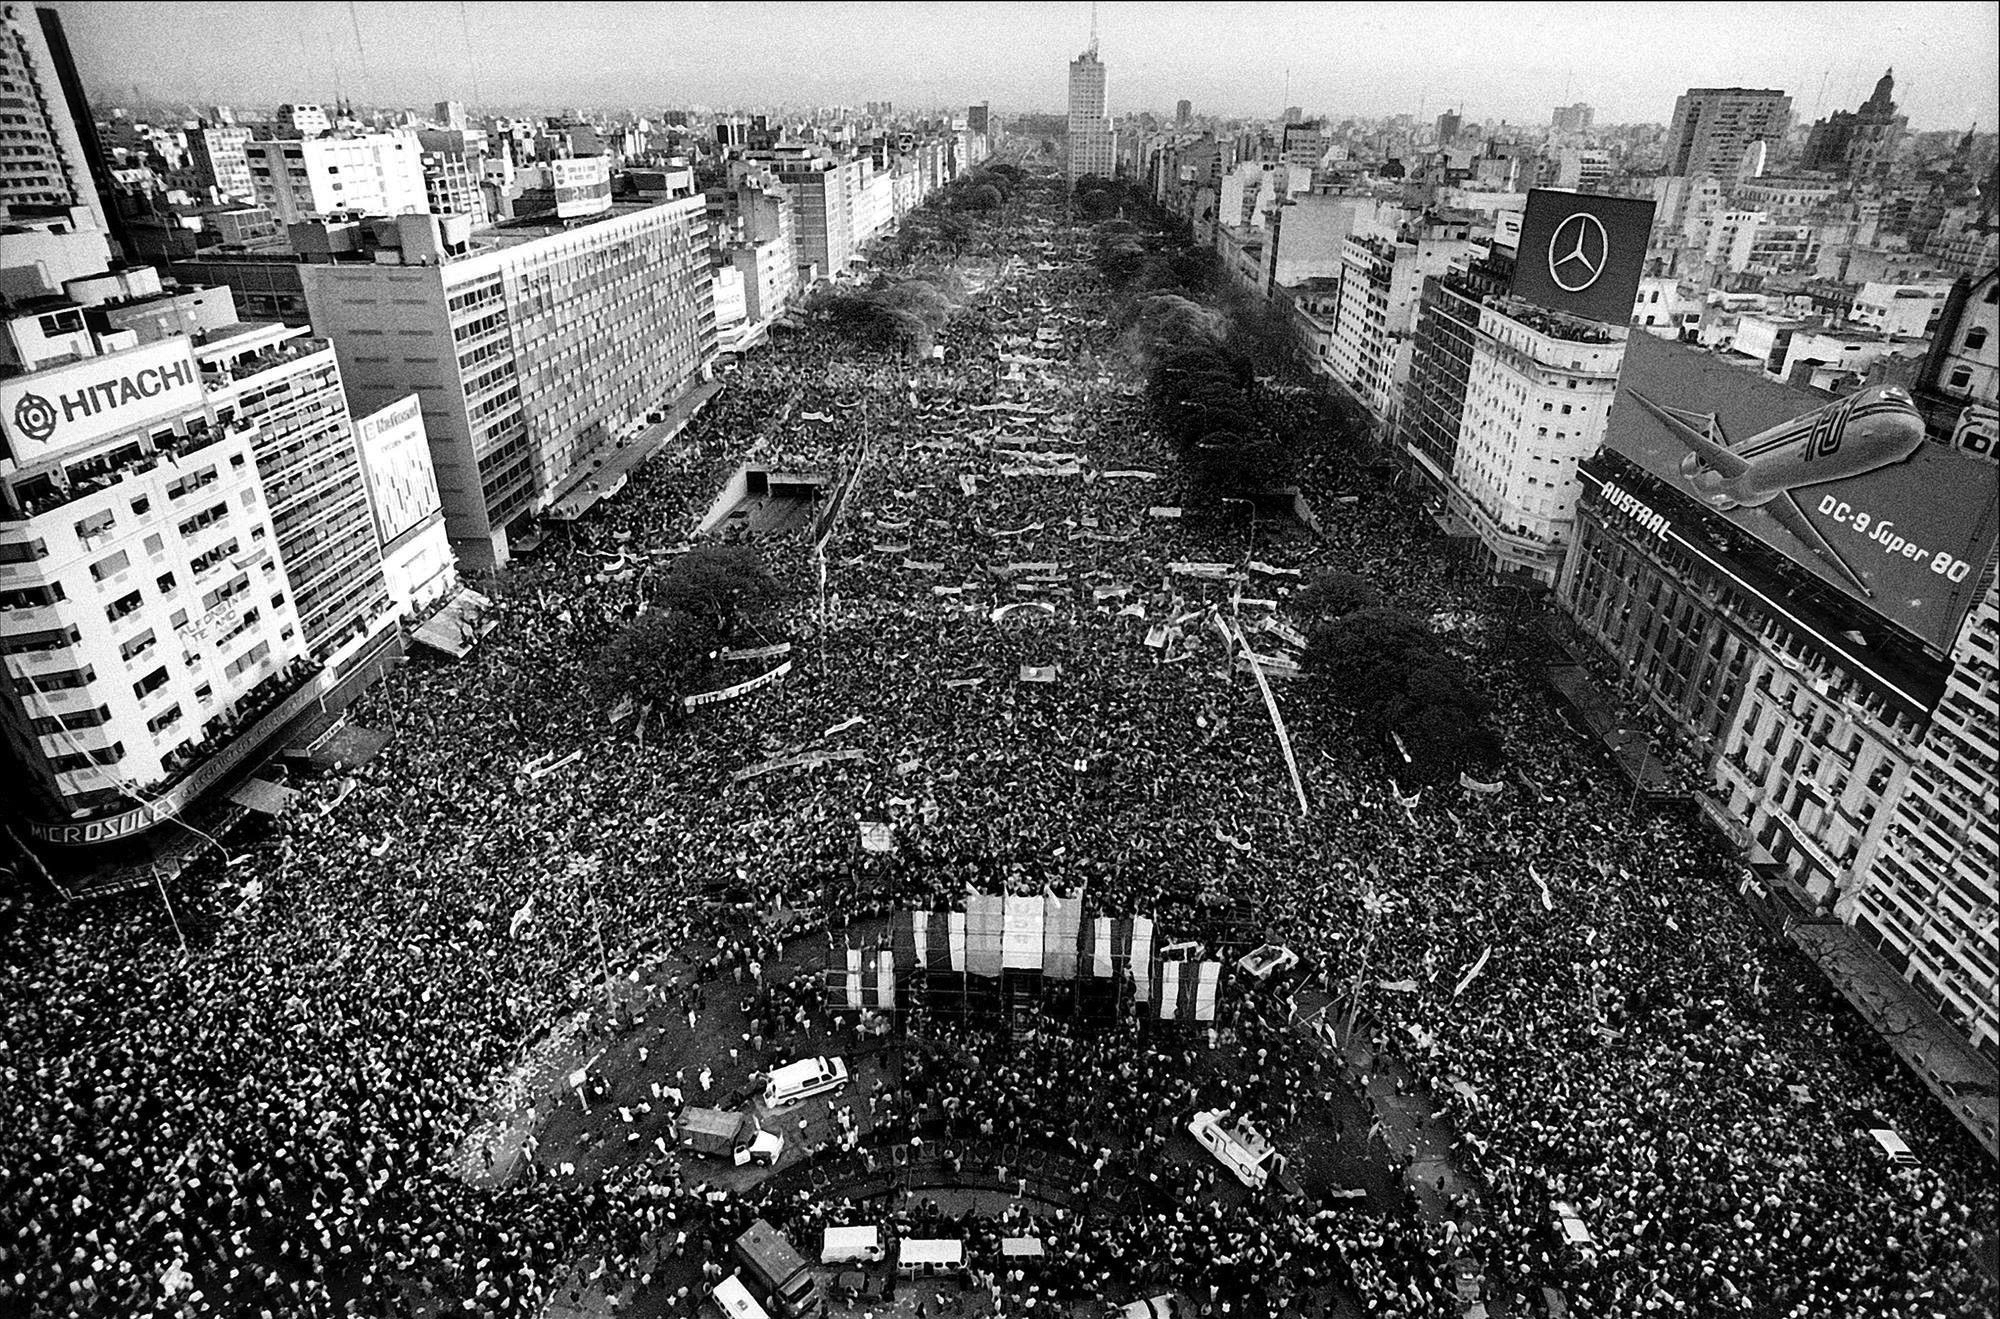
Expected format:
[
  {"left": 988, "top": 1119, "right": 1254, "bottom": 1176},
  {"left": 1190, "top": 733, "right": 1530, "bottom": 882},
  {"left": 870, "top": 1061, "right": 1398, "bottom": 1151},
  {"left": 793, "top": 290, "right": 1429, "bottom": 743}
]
[
  {"left": 552, "top": 156, "right": 614, "bottom": 219},
  {"left": 0, "top": 338, "right": 205, "bottom": 465},
  {"left": 1509, "top": 189, "right": 1654, "bottom": 325},
  {"left": 1606, "top": 334, "right": 1999, "bottom": 654},
  {"left": 353, "top": 394, "right": 442, "bottom": 548}
]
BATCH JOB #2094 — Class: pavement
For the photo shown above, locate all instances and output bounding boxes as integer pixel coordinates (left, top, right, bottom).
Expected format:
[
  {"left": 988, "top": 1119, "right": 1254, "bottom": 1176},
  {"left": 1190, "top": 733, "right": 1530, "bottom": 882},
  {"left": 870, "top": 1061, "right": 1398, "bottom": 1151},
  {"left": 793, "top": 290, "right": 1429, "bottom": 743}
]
[{"left": 1284, "top": 988, "right": 1513, "bottom": 1319}]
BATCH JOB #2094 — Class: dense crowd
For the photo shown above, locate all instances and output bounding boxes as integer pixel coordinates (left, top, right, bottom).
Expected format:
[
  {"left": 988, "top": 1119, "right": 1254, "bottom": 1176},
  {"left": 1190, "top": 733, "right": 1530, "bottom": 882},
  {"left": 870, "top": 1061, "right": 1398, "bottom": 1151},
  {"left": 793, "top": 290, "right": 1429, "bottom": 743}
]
[{"left": 2, "top": 162, "right": 1993, "bottom": 1319}]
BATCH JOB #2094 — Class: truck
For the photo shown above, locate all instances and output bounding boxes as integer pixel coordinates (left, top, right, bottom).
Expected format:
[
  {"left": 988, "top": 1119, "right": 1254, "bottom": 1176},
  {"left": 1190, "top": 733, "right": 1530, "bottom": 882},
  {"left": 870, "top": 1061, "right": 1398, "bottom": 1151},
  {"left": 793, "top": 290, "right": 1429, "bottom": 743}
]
[
  {"left": 677, "top": 1105, "right": 783, "bottom": 1167},
  {"left": 733, "top": 1218, "right": 822, "bottom": 1319},
  {"left": 1189, "top": 1108, "right": 1297, "bottom": 1192}
]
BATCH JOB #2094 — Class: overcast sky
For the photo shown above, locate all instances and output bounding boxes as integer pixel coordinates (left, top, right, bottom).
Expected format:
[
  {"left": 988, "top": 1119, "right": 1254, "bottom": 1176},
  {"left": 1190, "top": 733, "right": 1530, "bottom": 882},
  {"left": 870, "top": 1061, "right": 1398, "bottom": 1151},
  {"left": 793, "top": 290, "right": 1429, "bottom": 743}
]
[{"left": 49, "top": 1, "right": 1999, "bottom": 130}]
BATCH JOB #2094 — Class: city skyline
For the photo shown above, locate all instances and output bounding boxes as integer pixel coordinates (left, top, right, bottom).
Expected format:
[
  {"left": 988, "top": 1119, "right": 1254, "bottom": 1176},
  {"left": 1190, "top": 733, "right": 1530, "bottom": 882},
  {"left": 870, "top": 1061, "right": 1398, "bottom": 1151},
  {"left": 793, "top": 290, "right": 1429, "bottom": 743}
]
[{"left": 48, "top": 0, "right": 2000, "bottom": 130}]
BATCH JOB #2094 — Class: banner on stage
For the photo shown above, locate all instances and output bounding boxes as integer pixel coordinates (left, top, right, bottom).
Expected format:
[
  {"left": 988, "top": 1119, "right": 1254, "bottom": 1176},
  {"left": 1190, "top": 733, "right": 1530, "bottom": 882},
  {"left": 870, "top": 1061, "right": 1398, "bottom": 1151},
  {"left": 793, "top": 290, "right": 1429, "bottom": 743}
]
[{"left": 685, "top": 659, "right": 793, "bottom": 710}]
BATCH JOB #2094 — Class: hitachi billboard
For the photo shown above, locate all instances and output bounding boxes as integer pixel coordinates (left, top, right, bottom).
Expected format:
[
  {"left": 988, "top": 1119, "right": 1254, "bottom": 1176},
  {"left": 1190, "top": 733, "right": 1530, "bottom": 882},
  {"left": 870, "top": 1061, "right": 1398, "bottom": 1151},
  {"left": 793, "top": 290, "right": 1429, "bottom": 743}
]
[{"left": 0, "top": 338, "right": 206, "bottom": 465}]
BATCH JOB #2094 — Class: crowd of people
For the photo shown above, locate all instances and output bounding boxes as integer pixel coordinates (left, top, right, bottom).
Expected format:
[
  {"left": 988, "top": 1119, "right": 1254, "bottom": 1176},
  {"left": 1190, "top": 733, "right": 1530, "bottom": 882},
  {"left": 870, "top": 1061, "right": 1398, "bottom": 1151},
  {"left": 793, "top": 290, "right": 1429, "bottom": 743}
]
[{"left": 2, "top": 160, "right": 1994, "bottom": 1319}]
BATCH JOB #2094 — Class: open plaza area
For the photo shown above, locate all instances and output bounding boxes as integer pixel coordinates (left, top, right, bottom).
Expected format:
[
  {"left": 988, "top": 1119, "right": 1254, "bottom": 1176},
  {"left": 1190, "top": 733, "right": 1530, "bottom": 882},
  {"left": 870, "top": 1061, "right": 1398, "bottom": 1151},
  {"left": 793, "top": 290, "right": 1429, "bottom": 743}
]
[{"left": 4, "top": 156, "right": 1997, "bottom": 1319}]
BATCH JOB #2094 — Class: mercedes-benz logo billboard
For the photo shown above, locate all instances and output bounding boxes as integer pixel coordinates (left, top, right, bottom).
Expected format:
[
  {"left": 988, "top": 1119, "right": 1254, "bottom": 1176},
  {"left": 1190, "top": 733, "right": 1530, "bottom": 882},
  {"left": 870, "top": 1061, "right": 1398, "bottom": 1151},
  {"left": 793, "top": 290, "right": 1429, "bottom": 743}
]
[{"left": 1546, "top": 212, "right": 1609, "bottom": 293}]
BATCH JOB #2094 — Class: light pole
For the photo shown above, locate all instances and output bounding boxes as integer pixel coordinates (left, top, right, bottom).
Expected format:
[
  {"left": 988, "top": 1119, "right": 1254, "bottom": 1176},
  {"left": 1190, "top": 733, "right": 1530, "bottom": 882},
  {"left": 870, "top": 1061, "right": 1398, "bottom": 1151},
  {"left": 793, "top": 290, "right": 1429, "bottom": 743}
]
[{"left": 1341, "top": 888, "right": 1387, "bottom": 1049}]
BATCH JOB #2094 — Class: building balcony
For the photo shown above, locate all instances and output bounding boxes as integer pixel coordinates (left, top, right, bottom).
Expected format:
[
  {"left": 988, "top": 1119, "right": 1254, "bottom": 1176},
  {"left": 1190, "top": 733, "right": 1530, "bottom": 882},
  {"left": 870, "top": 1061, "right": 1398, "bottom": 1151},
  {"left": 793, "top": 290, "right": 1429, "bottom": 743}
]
[
  {"left": 199, "top": 335, "right": 331, "bottom": 387},
  {"left": 4, "top": 421, "right": 244, "bottom": 525}
]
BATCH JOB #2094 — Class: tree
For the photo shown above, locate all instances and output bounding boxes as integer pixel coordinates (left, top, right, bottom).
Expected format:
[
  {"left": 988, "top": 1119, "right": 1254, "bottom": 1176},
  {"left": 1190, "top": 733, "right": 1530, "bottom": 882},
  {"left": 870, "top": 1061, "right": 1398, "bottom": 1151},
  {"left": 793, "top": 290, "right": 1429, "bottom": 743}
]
[
  {"left": 649, "top": 545, "right": 781, "bottom": 633},
  {"left": 1291, "top": 570, "right": 1382, "bottom": 623},
  {"left": 1302, "top": 606, "right": 1501, "bottom": 784},
  {"left": 591, "top": 607, "right": 718, "bottom": 722},
  {"left": 960, "top": 183, "right": 1003, "bottom": 212}
]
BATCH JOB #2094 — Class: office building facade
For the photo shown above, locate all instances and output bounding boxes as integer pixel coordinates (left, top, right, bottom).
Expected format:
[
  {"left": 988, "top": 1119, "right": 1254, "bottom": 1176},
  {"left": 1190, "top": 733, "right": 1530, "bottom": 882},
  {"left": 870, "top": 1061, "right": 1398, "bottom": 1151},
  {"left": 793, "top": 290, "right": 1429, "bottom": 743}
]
[
  {"left": 0, "top": 336, "right": 313, "bottom": 837},
  {"left": 1664, "top": 87, "right": 1793, "bottom": 186},
  {"left": 247, "top": 134, "right": 428, "bottom": 224},
  {"left": 1066, "top": 48, "right": 1116, "bottom": 183},
  {"left": 301, "top": 199, "right": 717, "bottom": 568},
  {"left": 0, "top": 3, "right": 106, "bottom": 231},
  {"left": 196, "top": 323, "right": 392, "bottom": 662}
]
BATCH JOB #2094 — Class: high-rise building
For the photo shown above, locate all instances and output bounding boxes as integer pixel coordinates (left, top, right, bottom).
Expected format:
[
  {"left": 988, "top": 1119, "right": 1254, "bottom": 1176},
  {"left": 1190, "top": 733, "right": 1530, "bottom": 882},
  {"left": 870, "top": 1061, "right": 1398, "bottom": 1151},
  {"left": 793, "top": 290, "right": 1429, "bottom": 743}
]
[
  {"left": 247, "top": 134, "right": 428, "bottom": 224},
  {"left": 0, "top": 5, "right": 108, "bottom": 234},
  {"left": 1801, "top": 68, "right": 1909, "bottom": 184},
  {"left": 1176, "top": 99, "right": 1192, "bottom": 129},
  {"left": 0, "top": 333, "right": 316, "bottom": 846},
  {"left": 1551, "top": 103, "right": 1594, "bottom": 135},
  {"left": 195, "top": 323, "right": 393, "bottom": 663},
  {"left": 1436, "top": 108, "right": 1463, "bottom": 145},
  {"left": 300, "top": 201, "right": 717, "bottom": 569},
  {"left": 1066, "top": 46, "right": 1116, "bottom": 183},
  {"left": 188, "top": 124, "right": 256, "bottom": 204},
  {"left": 1556, "top": 296, "right": 1999, "bottom": 1096},
  {"left": 1327, "top": 211, "right": 1479, "bottom": 432},
  {"left": 1397, "top": 191, "right": 1655, "bottom": 583},
  {"left": 967, "top": 104, "right": 989, "bottom": 136},
  {"left": 1282, "top": 106, "right": 1304, "bottom": 126},
  {"left": 419, "top": 149, "right": 488, "bottom": 224},
  {"left": 1664, "top": 87, "right": 1793, "bottom": 185},
  {"left": 434, "top": 99, "right": 467, "bottom": 131},
  {"left": 275, "top": 103, "right": 332, "bottom": 139}
]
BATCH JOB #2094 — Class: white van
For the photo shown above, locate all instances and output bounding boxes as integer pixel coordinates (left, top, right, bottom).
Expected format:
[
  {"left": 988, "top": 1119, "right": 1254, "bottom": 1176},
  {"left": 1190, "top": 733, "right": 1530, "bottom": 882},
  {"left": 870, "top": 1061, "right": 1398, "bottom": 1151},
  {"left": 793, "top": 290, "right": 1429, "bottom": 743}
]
[
  {"left": 1188, "top": 1109, "right": 1289, "bottom": 1189},
  {"left": 821, "top": 1224, "right": 885, "bottom": 1265},
  {"left": 763, "top": 1056, "right": 850, "bottom": 1109},
  {"left": 896, "top": 1237, "right": 964, "bottom": 1279},
  {"left": 1869, "top": 1128, "right": 1919, "bottom": 1167},
  {"left": 711, "top": 1275, "right": 773, "bottom": 1319}
]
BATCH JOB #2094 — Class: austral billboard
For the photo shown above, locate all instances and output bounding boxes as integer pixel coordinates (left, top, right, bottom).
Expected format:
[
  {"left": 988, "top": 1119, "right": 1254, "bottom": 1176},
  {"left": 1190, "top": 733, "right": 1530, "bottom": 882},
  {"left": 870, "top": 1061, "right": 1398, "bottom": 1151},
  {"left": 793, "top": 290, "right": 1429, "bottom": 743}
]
[
  {"left": 1607, "top": 332, "right": 1999, "bottom": 654},
  {"left": 1510, "top": 189, "right": 1654, "bottom": 326}
]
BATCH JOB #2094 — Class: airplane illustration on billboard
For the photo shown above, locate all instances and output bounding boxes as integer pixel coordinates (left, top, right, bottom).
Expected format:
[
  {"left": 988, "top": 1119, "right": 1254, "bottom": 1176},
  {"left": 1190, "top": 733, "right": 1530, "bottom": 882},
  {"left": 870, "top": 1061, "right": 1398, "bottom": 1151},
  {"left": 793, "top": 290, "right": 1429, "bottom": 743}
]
[{"left": 1629, "top": 384, "right": 1926, "bottom": 598}]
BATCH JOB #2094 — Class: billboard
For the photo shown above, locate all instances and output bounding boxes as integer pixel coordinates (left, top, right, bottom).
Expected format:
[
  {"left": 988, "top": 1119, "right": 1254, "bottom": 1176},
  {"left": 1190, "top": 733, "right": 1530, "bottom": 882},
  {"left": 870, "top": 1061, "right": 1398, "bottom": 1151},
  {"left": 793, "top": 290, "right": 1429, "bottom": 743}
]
[
  {"left": 552, "top": 156, "right": 613, "bottom": 219},
  {"left": 1509, "top": 188, "right": 1654, "bottom": 325},
  {"left": 1606, "top": 333, "right": 1999, "bottom": 654},
  {"left": 353, "top": 394, "right": 442, "bottom": 548},
  {"left": 1, "top": 338, "right": 205, "bottom": 465}
]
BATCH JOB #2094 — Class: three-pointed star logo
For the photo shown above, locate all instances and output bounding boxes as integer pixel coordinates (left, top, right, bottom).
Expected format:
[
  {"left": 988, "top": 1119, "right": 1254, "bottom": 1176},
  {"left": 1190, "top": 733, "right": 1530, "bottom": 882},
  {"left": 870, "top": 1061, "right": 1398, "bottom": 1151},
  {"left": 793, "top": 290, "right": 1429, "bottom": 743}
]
[{"left": 1546, "top": 212, "right": 1609, "bottom": 292}]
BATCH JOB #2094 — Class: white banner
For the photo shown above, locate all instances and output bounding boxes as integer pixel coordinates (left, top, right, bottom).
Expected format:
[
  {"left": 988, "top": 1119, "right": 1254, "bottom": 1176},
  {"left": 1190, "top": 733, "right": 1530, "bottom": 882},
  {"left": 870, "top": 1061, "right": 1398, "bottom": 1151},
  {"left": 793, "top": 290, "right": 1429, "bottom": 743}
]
[
  {"left": 684, "top": 659, "right": 793, "bottom": 711},
  {"left": 875, "top": 950, "right": 896, "bottom": 1010},
  {"left": 719, "top": 642, "right": 793, "bottom": 662},
  {"left": 1090, "top": 917, "right": 1114, "bottom": 979},
  {"left": 1130, "top": 916, "right": 1155, "bottom": 1004},
  {"left": 1453, "top": 945, "right": 1492, "bottom": 999},
  {"left": 1192, "top": 961, "right": 1220, "bottom": 1022},
  {"left": 1002, "top": 896, "right": 1046, "bottom": 970},
  {"left": 1159, "top": 960, "right": 1181, "bottom": 1019},
  {"left": 859, "top": 821, "right": 894, "bottom": 853}
]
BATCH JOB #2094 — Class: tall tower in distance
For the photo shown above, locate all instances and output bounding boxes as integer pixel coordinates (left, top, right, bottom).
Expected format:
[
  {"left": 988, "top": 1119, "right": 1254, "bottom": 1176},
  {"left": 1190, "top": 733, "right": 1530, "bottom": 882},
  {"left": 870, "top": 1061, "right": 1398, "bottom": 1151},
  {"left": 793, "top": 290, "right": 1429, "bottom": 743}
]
[
  {"left": 1664, "top": 86, "right": 1793, "bottom": 185},
  {"left": 0, "top": 4, "right": 111, "bottom": 233},
  {"left": 1065, "top": 9, "right": 1115, "bottom": 184}
]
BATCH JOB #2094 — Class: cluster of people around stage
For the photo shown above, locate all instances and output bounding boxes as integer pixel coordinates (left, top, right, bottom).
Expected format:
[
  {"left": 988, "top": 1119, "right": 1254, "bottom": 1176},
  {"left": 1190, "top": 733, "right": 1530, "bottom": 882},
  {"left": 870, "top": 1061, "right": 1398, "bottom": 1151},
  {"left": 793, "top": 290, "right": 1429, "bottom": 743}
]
[{"left": 2, "top": 162, "right": 1992, "bottom": 1319}]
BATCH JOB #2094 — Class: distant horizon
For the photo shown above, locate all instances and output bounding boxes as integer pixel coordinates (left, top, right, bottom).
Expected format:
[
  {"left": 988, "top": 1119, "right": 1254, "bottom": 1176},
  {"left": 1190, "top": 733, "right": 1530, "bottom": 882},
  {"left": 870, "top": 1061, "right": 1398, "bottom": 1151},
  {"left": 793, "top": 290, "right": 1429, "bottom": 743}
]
[{"left": 46, "top": 1, "right": 1999, "bottom": 134}]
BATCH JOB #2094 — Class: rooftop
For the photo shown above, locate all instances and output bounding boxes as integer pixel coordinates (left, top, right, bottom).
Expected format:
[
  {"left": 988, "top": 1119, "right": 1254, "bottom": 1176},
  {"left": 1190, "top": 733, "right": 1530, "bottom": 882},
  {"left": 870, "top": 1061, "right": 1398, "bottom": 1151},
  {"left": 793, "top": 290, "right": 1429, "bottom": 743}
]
[{"left": 474, "top": 198, "right": 679, "bottom": 248}]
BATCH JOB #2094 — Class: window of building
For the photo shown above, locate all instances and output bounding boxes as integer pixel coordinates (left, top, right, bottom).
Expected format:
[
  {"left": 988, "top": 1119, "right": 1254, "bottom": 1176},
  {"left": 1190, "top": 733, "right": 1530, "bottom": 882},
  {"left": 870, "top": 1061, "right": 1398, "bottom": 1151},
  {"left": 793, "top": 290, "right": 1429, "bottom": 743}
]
[
  {"left": 1965, "top": 327, "right": 1989, "bottom": 351},
  {"left": 1949, "top": 367, "right": 1973, "bottom": 390},
  {"left": 132, "top": 666, "right": 170, "bottom": 699}
]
